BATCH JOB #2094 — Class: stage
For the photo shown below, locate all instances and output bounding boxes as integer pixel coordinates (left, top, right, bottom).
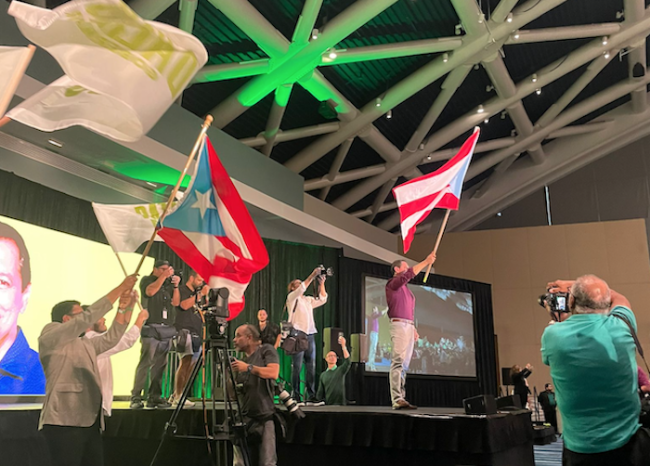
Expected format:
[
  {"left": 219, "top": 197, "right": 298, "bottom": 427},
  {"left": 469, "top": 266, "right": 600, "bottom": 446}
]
[{"left": 1, "top": 401, "right": 533, "bottom": 466}]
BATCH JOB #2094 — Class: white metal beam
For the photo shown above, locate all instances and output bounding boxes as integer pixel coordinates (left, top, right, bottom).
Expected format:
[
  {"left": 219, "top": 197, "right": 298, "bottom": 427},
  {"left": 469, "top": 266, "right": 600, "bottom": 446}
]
[
  {"left": 306, "top": 164, "right": 386, "bottom": 191},
  {"left": 286, "top": 0, "right": 567, "bottom": 177},
  {"left": 492, "top": 0, "right": 519, "bottom": 24},
  {"left": 504, "top": 24, "right": 622, "bottom": 44},
  {"left": 178, "top": 0, "right": 197, "bottom": 33},
  {"left": 549, "top": 121, "right": 614, "bottom": 138},
  {"left": 318, "top": 138, "right": 354, "bottom": 200},
  {"left": 625, "top": 0, "right": 648, "bottom": 113},
  {"left": 448, "top": 96, "right": 650, "bottom": 231},
  {"left": 351, "top": 201, "right": 397, "bottom": 219},
  {"left": 368, "top": 178, "right": 398, "bottom": 223},
  {"left": 261, "top": 84, "right": 293, "bottom": 157},
  {"left": 242, "top": 122, "right": 340, "bottom": 147},
  {"left": 330, "top": 6, "right": 650, "bottom": 211}
]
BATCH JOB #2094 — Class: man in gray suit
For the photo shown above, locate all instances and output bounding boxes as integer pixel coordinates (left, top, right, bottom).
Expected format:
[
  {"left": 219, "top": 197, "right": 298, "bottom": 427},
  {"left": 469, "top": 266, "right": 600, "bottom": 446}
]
[{"left": 38, "top": 275, "right": 137, "bottom": 466}]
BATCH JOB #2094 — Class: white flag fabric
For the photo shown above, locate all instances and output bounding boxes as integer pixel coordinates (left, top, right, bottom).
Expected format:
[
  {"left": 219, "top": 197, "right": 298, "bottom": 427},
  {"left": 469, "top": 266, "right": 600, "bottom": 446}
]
[
  {"left": 92, "top": 202, "right": 168, "bottom": 253},
  {"left": 7, "top": 0, "right": 208, "bottom": 142},
  {"left": 0, "top": 46, "right": 33, "bottom": 117}
]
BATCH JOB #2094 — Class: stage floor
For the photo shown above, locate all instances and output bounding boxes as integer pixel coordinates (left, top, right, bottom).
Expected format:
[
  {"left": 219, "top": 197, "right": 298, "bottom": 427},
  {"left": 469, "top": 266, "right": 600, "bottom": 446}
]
[{"left": 1, "top": 401, "right": 534, "bottom": 466}]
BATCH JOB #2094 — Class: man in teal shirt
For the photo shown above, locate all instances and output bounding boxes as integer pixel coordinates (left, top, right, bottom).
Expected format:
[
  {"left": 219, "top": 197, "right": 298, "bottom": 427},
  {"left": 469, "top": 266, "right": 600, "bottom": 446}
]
[
  {"left": 316, "top": 335, "right": 351, "bottom": 405},
  {"left": 541, "top": 275, "right": 649, "bottom": 465}
]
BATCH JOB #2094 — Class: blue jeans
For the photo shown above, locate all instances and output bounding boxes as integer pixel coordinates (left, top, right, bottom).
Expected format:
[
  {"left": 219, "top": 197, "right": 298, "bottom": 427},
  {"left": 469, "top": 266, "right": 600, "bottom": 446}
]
[{"left": 291, "top": 334, "right": 316, "bottom": 400}]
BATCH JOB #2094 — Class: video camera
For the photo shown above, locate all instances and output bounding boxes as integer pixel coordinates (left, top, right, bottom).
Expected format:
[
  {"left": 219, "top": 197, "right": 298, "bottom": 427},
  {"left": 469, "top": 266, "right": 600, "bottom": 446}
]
[
  {"left": 537, "top": 291, "right": 570, "bottom": 315},
  {"left": 202, "top": 287, "right": 230, "bottom": 339}
]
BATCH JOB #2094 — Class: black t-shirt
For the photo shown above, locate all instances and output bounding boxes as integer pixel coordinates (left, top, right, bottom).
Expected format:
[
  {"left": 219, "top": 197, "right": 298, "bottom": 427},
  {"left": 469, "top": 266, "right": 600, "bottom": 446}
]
[
  {"left": 258, "top": 322, "right": 280, "bottom": 347},
  {"left": 174, "top": 285, "right": 204, "bottom": 335},
  {"left": 140, "top": 274, "right": 175, "bottom": 325},
  {"left": 236, "top": 344, "right": 279, "bottom": 419}
]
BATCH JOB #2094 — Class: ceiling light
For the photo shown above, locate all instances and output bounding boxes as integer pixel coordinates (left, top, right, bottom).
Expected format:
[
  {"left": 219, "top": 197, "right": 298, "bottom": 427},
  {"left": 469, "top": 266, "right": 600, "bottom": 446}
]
[
  {"left": 478, "top": 13, "right": 485, "bottom": 24},
  {"left": 484, "top": 118, "right": 489, "bottom": 124},
  {"left": 146, "top": 182, "right": 158, "bottom": 187},
  {"left": 427, "top": 155, "right": 432, "bottom": 160},
  {"left": 513, "top": 30, "right": 520, "bottom": 40},
  {"left": 531, "top": 73, "right": 537, "bottom": 83},
  {"left": 536, "top": 88, "right": 542, "bottom": 95},
  {"left": 47, "top": 139, "right": 63, "bottom": 148},
  {"left": 419, "top": 143, "right": 425, "bottom": 150},
  {"left": 496, "top": 212, "right": 502, "bottom": 217},
  {"left": 328, "top": 49, "right": 337, "bottom": 59},
  {"left": 506, "top": 13, "right": 513, "bottom": 23},
  {"left": 386, "top": 109, "right": 392, "bottom": 119},
  {"left": 500, "top": 111, "right": 506, "bottom": 119},
  {"left": 375, "top": 97, "right": 382, "bottom": 107},
  {"left": 312, "top": 28, "right": 319, "bottom": 40},
  {"left": 442, "top": 53, "right": 449, "bottom": 63},
  {"left": 603, "top": 50, "right": 610, "bottom": 59},
  {"left": 477, "top": 105, "right": 485, "bottom": 114},
  {"left": 455, "top": 24, "right": 463, "bottom": 35},
  {"left": 602, "top": 36, "right": 608, "bottom": 46}
]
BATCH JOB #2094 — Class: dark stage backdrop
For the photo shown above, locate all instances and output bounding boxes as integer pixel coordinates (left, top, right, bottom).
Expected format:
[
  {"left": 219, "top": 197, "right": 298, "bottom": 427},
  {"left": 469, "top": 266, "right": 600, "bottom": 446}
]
[
  {"left": 0, "top": 170, "right": 495, "bottom": 404},
  {"left": 337, "top": 257, "right": 497, "bottom": 407}
]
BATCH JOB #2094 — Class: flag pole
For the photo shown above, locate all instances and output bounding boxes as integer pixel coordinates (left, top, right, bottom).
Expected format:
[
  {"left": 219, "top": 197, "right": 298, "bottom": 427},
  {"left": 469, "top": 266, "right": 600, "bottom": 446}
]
[
  {"left": 114, "top": 251, "right": 145, "bottom": 312},
  {"left": 423, "top": 209, "right": 451, "bottom": 283},
  {"left": 133, "top": 114, "right": 213, "bottom": 276},
  {"left": 0, "top": 44, "right": 36, "bottom": 118},
  {"left": 0, "top": 116, "right": 10, "bottom": 130}
]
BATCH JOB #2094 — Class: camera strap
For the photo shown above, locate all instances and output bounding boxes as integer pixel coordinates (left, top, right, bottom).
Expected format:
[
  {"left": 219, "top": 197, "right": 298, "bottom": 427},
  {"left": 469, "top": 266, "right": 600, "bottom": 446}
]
[{"left": 612, "top": 312, "right": 650, "bottom": 375}]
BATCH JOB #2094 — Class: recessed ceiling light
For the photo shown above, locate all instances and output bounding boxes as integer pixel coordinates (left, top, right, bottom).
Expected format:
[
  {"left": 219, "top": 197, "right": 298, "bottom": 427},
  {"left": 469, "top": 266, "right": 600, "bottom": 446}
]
[{"left": 47, "top": 139, "right": 63, "bottom": 148}]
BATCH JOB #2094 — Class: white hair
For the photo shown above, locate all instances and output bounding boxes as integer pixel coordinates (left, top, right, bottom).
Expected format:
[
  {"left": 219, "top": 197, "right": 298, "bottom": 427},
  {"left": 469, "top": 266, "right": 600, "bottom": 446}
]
[{"left": 570, "top": 275, "right": 611, "bottom": 314}]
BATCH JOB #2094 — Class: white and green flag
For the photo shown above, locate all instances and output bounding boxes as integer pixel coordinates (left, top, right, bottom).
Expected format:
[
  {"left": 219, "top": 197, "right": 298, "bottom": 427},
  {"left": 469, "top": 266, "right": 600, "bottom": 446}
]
[{"left": 7, "top": 0, "right": 208, "bottom": 141}]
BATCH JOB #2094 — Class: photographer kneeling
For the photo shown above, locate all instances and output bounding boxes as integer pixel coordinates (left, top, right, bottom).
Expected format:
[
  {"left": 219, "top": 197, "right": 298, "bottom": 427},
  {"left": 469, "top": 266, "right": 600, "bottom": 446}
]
[
  {"left": 542, "top": 275, "right": 650, "bottom": 465},
  {"left": 232, "top": 324, "right": 280, "bottom": 466}
]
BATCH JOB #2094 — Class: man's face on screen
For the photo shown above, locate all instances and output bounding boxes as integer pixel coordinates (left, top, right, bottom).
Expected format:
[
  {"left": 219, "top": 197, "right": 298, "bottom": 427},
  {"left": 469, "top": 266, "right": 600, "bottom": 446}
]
[{"left": 0, "top": 238, "right": 30, "bottom": 345}]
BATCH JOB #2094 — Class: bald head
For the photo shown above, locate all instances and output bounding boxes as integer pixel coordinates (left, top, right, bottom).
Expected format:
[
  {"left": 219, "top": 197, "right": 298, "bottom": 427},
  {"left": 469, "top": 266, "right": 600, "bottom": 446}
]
[{"left": 570, "top": 275, "right": 612, "bottom": 314}]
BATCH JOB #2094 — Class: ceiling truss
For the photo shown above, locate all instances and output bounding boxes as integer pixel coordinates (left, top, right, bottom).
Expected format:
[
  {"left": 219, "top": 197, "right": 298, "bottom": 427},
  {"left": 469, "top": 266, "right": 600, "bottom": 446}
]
[{"left": 133, "top": 0, "right": 650, "bottom": 234}]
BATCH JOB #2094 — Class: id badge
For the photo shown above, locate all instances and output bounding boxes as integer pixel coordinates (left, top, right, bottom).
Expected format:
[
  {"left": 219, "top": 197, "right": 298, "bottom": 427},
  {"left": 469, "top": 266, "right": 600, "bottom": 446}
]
[{"left": 163, "top": 309, "right": 168, "bottom": 320}]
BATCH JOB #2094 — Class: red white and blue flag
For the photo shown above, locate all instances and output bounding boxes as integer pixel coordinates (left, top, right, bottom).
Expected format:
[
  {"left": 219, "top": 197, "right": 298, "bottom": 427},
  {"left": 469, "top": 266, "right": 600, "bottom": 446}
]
[
  {"left": 393, "top": 127, "right": 480, "bottom": 253},
  {"left": 158, "top": 137, "right": 269, "bottom": 319}
]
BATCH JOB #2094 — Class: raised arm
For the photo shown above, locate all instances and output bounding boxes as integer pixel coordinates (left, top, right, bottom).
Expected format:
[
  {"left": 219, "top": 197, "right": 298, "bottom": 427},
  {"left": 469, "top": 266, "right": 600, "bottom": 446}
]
[
  {"left": 39, "top": 275, "right": 137, "bottom": 348},
  {"left": 412, "top": 252, "right": 436, "bottom": 276},
  {"left": 91, "top": 290, "right": 137, "bottom": 355}
]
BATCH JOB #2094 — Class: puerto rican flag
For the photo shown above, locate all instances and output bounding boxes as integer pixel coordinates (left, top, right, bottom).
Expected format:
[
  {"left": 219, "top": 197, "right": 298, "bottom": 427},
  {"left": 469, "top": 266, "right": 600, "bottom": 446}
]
[
  {"left": 158, "top": 137, "right": 268, "bottom": 319},
  {"left": 393, "top": 127, "right": 480, "bottom": 253}
]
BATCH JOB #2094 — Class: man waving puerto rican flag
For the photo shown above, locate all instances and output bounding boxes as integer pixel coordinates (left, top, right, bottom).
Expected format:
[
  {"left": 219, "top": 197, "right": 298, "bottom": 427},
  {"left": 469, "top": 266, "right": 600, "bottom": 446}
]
[
  {"left": 157, "top": 137, "right": 269, "bottom": 319},
  {"left": 393, "top": 127, "right": 480, "bottom": 253}
]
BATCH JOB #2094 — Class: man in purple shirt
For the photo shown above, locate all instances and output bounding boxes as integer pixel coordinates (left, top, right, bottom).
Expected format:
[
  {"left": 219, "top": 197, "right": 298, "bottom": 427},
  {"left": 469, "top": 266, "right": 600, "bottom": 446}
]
[{"left": 385, "top": 253, "right": 436, "bottom": 409}]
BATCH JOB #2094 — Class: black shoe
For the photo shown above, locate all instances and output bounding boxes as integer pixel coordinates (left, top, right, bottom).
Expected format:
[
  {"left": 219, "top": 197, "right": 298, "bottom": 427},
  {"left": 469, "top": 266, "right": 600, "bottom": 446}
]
[
  {"left": 306, "top": 397, "right": 324, "bottom": 406},
  {"left": 130, "top": 398, "right": 144, "bottom": 410},
  {"left": 147, "top": 398, "right": 172, "bottom": 409}
]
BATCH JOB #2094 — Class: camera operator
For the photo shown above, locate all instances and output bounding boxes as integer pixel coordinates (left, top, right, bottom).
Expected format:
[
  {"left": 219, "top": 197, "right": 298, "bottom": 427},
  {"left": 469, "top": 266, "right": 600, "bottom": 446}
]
[
  {"left": 130, "top": 260, "right": 180, "bottom": 409},
  {"left": 542, "top": 275, "right": 650, "bottom": 465},
  {"left": 169, "top": 270, "right": 209, "bottom": 408},
  {"left": 231, "top": 324, "right": 280, "bottom": 466},
  {"left": 286, "top": 267, "right": 327, "bottom": 402}
]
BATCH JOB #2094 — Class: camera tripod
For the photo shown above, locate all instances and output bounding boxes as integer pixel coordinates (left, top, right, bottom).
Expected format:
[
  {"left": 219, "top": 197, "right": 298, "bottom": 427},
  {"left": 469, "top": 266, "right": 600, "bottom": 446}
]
[{"left": 149, "top": 335, "right": 251, "bottom": 466}]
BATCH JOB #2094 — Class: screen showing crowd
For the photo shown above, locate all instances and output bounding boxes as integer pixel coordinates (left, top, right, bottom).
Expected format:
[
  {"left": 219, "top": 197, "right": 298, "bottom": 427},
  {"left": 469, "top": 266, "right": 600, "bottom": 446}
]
[
  {"left": 364, "top": 276, "right": 476, "bottom": 377},
  {"left": 0, "top": 215, "right": 153, "bottom": 395}
]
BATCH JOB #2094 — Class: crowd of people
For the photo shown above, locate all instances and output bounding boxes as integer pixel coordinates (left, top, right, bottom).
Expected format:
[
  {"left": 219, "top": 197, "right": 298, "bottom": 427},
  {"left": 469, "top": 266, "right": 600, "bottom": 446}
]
[{"left": 5, "top": 217, "right": 650, "bottom": 465}]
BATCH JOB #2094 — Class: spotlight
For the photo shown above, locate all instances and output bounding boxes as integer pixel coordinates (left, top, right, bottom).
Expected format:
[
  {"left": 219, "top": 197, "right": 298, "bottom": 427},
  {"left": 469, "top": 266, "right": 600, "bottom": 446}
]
[
  {"left": 484, "top": 118, "right": 489, "bottom": 124},
  {"left": 427, "top": 155, "right": 432, "bottom": 161},
  {"left": 311, "top": 28, "right": 319, "bottom": 40},
  {"left": 386, "top": 109, "right": 392, "bottom": 120},
  {"left": 375, "top": 97, "right": 381, "bottom": 107},
  {"left": 601, "top": 36, "right": 608, "bottom": 46},
  {"left": 603, "top": 50, "right": 610, "bottom": 59},
  {"left": 532, "top": 73, "right": 537, "bottom": 83},
  {"left": 536, "top": 88, "right": 542, "bottom": 95},
  {"left": 47, "top": 139, "right": 63, "bottom": 148},
  {"left": 513, "top": 30, "right": 520, "bottom": 40},
  {"left": 477, "top": 105, "right": 485, "bottom": 114},
  {"left": 455, "top": 24, "right": 463, "bottom": 35},
  {"left": 478, "top": 13, "right": 485, "bottom": 24},
  {"left": 328, "top": 49, "right": 337, "bottom": 59},
  {"left": 443, "top": 53, "right": 449, "bottom": 63},
  {"left": 496, "top": 212, "right": 502, "bottom": 217},
  {"left": 506, "top": 13, "right": 513, "bottom": 23}
]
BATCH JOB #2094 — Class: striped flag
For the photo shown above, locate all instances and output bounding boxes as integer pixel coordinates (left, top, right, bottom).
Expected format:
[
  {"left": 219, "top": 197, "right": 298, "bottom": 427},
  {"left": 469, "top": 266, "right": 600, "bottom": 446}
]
[
  {"left": 157, "top": 137, "right": 269, "bottom": 319},
  {"left": 393, "top": 127, "right": 480, "bottom": 253}
]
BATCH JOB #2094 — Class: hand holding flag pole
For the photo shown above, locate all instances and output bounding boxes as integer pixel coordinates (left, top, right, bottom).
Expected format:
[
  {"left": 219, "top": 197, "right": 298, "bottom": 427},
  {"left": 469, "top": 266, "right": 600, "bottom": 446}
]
[
  {"left": 393, "top": 127, "right": 481, "bottom": 283},
  {"left": 132, "top": 114, "right": 213, "bottom": 276}
]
